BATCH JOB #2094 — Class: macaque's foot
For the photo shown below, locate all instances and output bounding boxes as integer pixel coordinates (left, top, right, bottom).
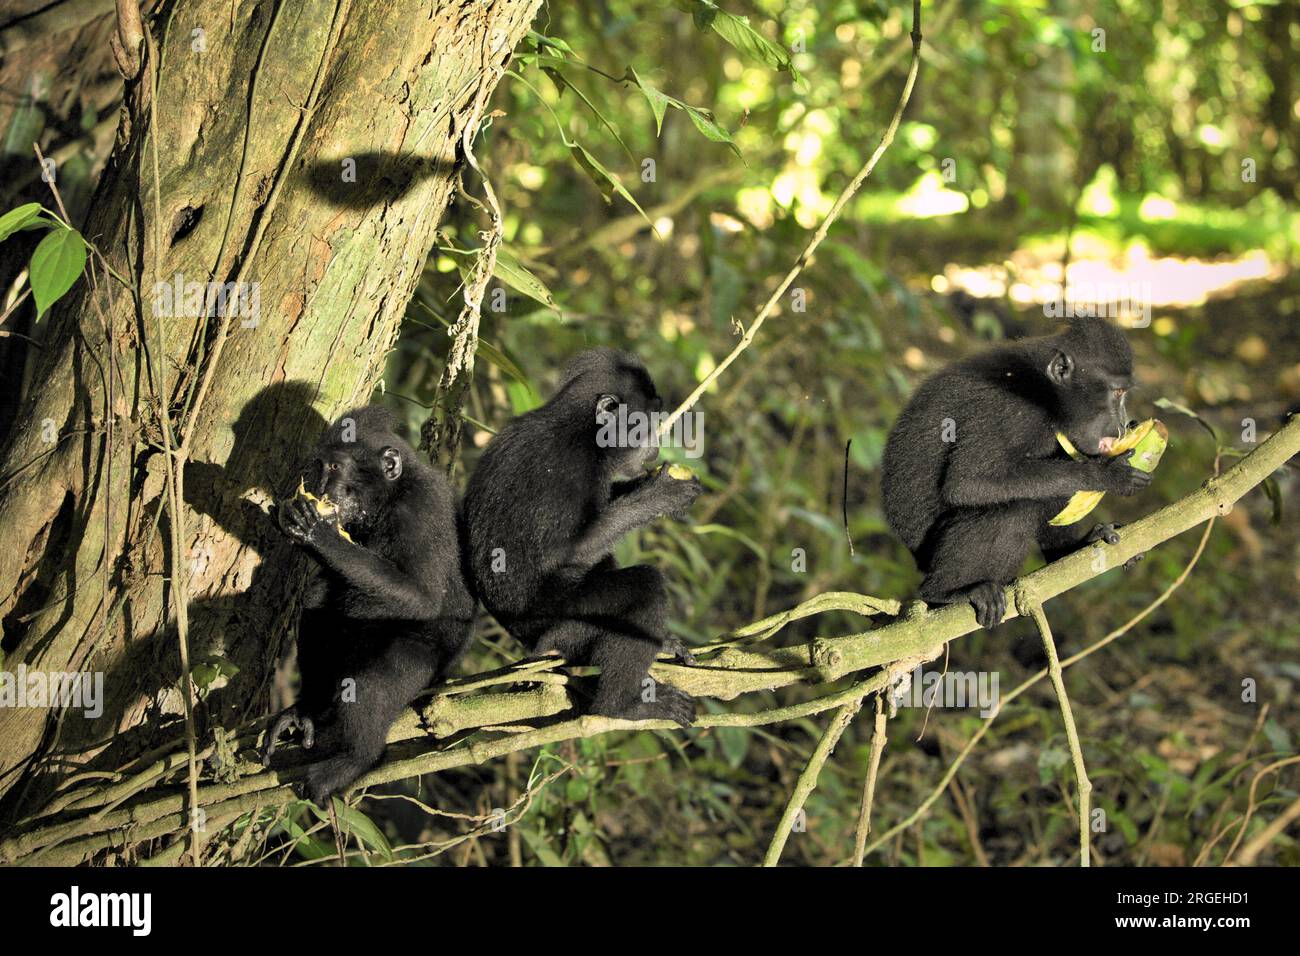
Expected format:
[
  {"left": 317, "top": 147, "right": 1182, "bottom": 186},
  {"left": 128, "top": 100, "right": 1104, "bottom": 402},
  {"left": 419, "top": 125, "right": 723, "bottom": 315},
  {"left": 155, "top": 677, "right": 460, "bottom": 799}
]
[
  {"left": 601, "top": 685, "right": 696, "bottom": 729},
  {"left": 641, "top": 685, "right": 697, "bottom": 728},
  {"left": 262, "top": 708, "right": 315, "bottom": 766},
  {"left": 1085, "top": 522, "right": 1143, "bottom": 570},
  {"left": 921, "top": 580, "right": 1007, "bottom": 630},
  {"left": 297, "top": 778, "right": 331, "bottom": 810},
  {"left": 298, "top": 752, "right": 374, "bottom": 809},
  {"left": 1085, "top": 522, "right": 1121, "bottom": 546},
  {"left": 661, "top": 634, "right": 696, "bottom": 665},
  {"left": 966, "top": 581, "right": 1008, "bottom": 631}
]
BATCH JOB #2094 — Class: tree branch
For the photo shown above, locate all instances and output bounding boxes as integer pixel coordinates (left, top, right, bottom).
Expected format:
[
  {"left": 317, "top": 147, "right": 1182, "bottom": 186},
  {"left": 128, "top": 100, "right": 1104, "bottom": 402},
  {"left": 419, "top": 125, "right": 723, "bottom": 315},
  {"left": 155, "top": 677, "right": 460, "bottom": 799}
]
[
  {"left": 852, "top": 693, "right": 889, "bottom": 866},
  {"left": 1018, "top": 595, "right": 1091, "bottom": 866},
  {"left": 763, "top": 670, "right": 904, "bottom": 867},
  {"left": 2, "top": 415, "right": 1296, "bottom": 864}
]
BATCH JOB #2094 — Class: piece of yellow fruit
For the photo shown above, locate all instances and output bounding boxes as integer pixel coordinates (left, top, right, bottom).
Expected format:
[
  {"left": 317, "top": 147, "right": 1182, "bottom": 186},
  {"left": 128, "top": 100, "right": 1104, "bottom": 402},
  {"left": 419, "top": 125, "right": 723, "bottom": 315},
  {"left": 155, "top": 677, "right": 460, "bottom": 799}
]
[
  {"left": 1048, "top": 419, "right": 1168, "bottom": 527},
  {"left": 667, "top": 464, "right": 694, "bottom": 480},
  {"left": 294, "top": 479, "right": 354, "bottom": 542}
]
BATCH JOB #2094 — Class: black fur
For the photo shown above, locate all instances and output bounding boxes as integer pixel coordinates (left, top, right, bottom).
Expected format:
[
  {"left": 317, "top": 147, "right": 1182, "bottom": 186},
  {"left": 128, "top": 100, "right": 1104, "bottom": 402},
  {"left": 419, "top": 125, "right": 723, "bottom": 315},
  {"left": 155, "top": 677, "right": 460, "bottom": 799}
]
[
  {"left": 263, "top": 406, "right": 475, "bottom": 805},
  {"left": 463, "top": 348, "right": 701, "bottom": 727},
  {"left": 881, "top": 318, "right": 1150, "bottom": 629}
]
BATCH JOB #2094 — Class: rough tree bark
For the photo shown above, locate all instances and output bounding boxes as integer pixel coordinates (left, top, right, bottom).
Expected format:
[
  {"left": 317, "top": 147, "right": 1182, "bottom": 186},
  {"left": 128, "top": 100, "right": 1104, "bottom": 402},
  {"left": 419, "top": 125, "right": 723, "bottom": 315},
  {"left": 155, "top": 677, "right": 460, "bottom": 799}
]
[{"left": 0, "top": 0, "right": 541, "bottom": 812}]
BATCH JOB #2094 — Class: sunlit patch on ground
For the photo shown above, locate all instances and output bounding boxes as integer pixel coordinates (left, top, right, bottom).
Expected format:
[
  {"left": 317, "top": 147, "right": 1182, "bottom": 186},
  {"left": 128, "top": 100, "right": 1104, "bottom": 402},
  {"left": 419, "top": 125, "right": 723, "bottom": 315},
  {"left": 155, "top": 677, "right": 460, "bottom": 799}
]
[{"left": 934, "top": 240, "right": 1284, "bottom": 314}]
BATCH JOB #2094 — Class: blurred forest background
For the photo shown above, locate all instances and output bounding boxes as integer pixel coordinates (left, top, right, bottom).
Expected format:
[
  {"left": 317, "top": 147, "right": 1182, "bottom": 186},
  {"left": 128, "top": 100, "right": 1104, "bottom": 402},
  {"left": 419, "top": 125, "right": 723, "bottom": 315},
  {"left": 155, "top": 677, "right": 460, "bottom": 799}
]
[{"left": 1, "top": 0, "right": 1297, "bottom": 866}]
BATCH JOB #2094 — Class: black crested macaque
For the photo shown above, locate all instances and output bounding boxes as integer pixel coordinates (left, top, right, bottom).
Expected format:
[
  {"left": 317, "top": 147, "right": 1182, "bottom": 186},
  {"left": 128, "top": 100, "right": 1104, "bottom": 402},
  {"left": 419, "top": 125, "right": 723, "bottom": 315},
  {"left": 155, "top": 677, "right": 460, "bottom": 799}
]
[
  {"left": 263, "top": 406, "right": 474, "bottom": 805},
  {"left": 463, "top": 348, "right": 702, "bottom": 727},
  {"left": 881, "top": 317, "right": 1150, "bottom": 629}
]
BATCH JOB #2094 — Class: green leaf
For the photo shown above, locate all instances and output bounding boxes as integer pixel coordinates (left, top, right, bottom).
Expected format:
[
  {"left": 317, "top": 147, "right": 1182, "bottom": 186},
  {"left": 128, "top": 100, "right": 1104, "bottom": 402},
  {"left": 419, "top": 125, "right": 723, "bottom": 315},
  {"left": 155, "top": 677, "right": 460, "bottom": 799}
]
[
  {"left": 527, "top": 30, "right": 574, "bottom": 57},
  {"left": 543, "top": 67, "right": 634, "bottom": 161},
  {"left": 410, "top": 292, "right": 538, "bottom": 392},
  {"left": 630, "top": 67, "right": 736, "bottom": 151},
  {"left": 517, "top": 826, "right": 566, "bottom": 866},
  {"left": 715, "top": 725, "right": 750, "bottom": 768},
  {"left": 825, "top": 242, "right": 884, "bottom": 292},
  {"left": 278, "top": 818, "right": 333, "bottom": 861},
  {"left": 1110, "top": 808, "right": 1140, "bottom": 845},
  {"left": 683, "top": 105, "right": 740, "bottom": 155},
  {"left": 17, "top": 216, "right": 57, "bottom": 232},
  {"left": 1153, "top": 397, "right": 1219, "bottom": 443},
  {"left": 191, "top": 655, "right": 240, "bottom": 690},
  {"left": 1263, "top": 718, "right": 1292, "bottom": 753},
  {"left": 568, "top": 143, "right": 654, "bottom": 230},
  {"left": 507, "top": 379, "right": 542, "bottom": 415},
  {"left": 493, "top": 246, "right": 558, "bottom": 309},
  {"left": 0, "top": 203, "right": 42, "bottom": 243},
  {"left": 308, "top": 799, "right": 393, "bottom": 861},
  {"left": 692, "top": 523, "right": 766, "bottom": 560},
  {"left": 3, "top": 72, "right": 46, "bottom": 157},
  {"left": 475, "top": 336, "right": 535, "bottom": 396},
  {"left": 688, "top": 0, "right": 718, "bottom": 30},
  {"left": 565, "top": 777, "right": 589, "bottom": 802},
  {"left": 630, "top": 68, "right": 671, "bottom": 136},
  {"left": 1037, "top": 747, "right": 1069, "bottom": 785},
  {"left": 540, "top": 64, "right": 569, "bottom": 96},
  {"left": 709, "top": 9, "right": 795, "bottom": 75},
  {"left": 441, "top": 244, "right": 558, "bottom": 311},
  {"left": 787, "top": 506, "right": 845, "bottom": 541},
  {"left": 29, "top": 226, "right": 86, "bottom": 319},
  {"left": 337, "top": 803, "right": 393, "bottom": 861},
  {"left": 507, "top": 68, "right": 655, "bottom": 231},
  {"left": 514, "top": 52, "right": 572, "bottom": 71}
]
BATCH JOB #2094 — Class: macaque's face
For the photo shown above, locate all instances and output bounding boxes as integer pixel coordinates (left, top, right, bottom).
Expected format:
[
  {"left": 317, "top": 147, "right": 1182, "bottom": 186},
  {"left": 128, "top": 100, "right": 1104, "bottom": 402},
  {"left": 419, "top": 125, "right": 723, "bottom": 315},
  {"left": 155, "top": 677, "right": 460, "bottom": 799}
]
[
  {"left": 595, "top": 364, "right": 665, "bottom": 478},
  {"left": 302, "top": 441, "right": 401, "bottom": 529},
  {"left": 1049, "top": 346, "right": 1135, "bottom": 455}
]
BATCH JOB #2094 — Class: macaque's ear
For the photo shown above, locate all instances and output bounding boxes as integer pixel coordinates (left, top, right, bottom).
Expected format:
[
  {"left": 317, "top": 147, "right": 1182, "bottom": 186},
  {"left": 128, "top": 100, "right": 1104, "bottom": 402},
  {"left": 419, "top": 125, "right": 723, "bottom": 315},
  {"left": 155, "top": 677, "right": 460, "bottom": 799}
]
[
  {"left": 379, "top": 446, "right": 403, "bottom": 481},
  {"left": 1046, "top": 349, "right": 1075, "bottom": 386},
  {"left": 595, "top": 394, "right": 621, "bottom": 427}
]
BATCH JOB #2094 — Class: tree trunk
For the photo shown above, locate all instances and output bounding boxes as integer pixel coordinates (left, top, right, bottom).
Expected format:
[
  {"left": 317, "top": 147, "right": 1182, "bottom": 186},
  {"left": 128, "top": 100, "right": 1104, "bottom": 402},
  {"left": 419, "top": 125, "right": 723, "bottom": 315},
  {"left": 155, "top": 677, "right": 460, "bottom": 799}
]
[{"left": 0, "top": 0, "right": 540, "bottom": 814}]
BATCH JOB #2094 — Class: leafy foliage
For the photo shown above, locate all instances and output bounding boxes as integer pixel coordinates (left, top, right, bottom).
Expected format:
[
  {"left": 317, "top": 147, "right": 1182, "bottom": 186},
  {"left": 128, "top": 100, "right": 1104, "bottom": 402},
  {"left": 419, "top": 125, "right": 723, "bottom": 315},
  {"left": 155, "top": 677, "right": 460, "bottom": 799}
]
[
  {"left": 367, "top": 0, "right": 1300, "bottom": 868},
  {"left": 0, "top": 203, "right": 87, "bottom": 319}
]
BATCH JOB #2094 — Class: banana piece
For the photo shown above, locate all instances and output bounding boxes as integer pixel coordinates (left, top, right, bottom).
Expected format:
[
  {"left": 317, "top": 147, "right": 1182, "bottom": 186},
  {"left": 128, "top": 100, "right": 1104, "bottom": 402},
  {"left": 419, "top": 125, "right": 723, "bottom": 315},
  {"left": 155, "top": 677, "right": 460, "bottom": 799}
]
[
  {"left": 666, "top": 464, "right": 695, "bottom": 480},
  {"left": 294, "top": 479, "right": 354, "bottom": 542},
  {"left": 1048, "top": 419, "right": 1168, "bottom": 527}
]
